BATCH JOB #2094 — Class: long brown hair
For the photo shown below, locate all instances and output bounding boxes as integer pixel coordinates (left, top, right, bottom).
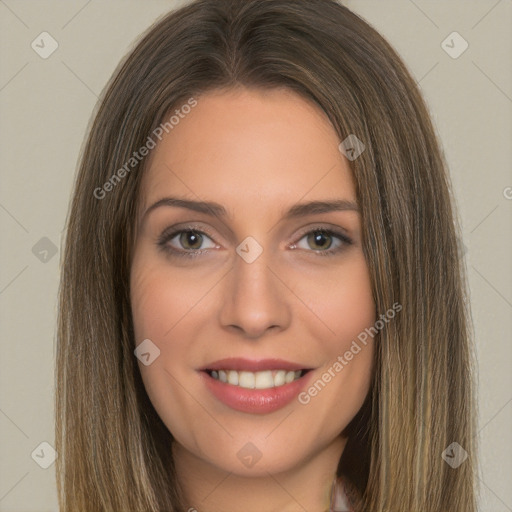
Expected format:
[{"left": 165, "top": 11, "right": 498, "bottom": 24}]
[{"left": 56, "top": 0, "right": 478, "bottom": 510}]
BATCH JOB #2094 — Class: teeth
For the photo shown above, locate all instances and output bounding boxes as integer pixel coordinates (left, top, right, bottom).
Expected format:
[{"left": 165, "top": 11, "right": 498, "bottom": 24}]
[
  {"left": 274, "top": 370, "right": 286, "bottom": 387},
  {"left": 209, "top": 369, "right": 304, "bottom": 389},
  {"left": 286, "top": 371, "right": 297, "bottom": 384},
  {"left": 255, "top": 370, "right": 273, "bottom": 389},
  {"left": 227, "top": 370, "right": 239, "bottom": 385},
  {"left": 239, "top": 371, "right": 255, "bottom": 388}
]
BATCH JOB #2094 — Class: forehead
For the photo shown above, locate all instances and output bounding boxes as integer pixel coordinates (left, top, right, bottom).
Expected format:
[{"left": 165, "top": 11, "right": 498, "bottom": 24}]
[{"left": 140, "top": 87, "right": 356, "bottom": 212}]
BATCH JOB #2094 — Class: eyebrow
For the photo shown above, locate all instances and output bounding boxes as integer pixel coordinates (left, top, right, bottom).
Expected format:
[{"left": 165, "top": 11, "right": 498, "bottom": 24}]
[{"left": 142, "top": 196, "right": 359, "bottom": 222}]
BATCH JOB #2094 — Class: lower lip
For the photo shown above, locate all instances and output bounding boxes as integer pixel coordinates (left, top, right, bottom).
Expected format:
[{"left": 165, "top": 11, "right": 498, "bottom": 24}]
[{"left": 200, "top": 370, "right": 313, "bottom": 414}]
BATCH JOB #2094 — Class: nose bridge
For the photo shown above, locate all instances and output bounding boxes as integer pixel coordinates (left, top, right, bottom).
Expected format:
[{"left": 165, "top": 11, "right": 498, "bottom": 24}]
[
  {"left": 219, "top": 239, "right": 291, "bottom": 337},
  {"left": 234, "top": 243, "right": 275, "bottom": 295}
]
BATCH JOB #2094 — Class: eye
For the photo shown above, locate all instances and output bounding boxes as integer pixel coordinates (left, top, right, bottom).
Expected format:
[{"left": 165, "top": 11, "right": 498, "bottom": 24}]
[
  {"left": 292, "top": 228, "right": 352, "bottom": 257},
  {"left": 157, "top": 225, "right": 353, "bottom": 259},
  {"left": 157, "top": 228, "right": 217, "bottom": 258}
]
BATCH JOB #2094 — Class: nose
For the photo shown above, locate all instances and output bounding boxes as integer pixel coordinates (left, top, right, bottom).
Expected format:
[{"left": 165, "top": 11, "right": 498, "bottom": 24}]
[{"left": 218, "top": 249, "right": 292, "bottom": 339}]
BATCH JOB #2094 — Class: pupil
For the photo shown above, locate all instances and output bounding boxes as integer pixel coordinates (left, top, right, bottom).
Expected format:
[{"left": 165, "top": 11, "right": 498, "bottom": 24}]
[
  {"left": 182, "top": 231, "right": 201, "bottom": 249},
  {"left": 310, "top": 231, "right": 331, "bottom": 250}
]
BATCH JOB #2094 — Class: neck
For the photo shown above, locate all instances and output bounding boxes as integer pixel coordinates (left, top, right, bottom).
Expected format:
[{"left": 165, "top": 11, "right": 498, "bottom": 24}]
[{"left": 173, "top": 435, "right": 347, "bottom": 512}]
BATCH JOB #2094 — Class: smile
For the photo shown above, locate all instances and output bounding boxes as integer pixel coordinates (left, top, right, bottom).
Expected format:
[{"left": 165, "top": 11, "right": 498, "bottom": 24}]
[
  {"left": 207, "top": 369, "right": 306, "bottom": 389},
  {"left": 199, "top": 358, "right": 314, "bottom": 414}
]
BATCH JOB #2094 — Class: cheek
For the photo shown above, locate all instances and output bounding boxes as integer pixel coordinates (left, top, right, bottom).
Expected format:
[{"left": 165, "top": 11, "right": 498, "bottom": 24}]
[
  {"left": 130, "top": 258, "right": 204, "bottom": 439},
  {"left": 130, "top": 252, "right": 216, "bottom": 408},
  {"left": 301, "top": 253, "right": 376, "bottom": 348},
  {"left": 333, "top": 262, "right": 376, "bottom": 345},
  {"left": 295, "top": 256, "right": 376, "bottom": 419},
  {"left": 130, "top": 253, "right": 211, "bottom": 342}
]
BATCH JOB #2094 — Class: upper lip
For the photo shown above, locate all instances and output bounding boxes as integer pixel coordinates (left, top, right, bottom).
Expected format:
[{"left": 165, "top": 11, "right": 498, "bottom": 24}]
[{"left": 199, "top": 358, "right": 312, "bottom": 372}]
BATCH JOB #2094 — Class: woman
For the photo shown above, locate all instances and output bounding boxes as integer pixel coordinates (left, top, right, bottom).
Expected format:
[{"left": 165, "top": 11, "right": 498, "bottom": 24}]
[{"left": 56, "top": 1, "right": 477, "bottom": 510}]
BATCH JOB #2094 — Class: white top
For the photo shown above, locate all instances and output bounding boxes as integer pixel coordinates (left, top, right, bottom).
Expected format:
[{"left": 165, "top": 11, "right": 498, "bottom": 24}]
[{"left": 329, "top": 477, "right": 354, "bottom": 512}]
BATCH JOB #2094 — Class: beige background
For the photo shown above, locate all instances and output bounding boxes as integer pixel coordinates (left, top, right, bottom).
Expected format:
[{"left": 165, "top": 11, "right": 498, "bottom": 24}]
[{"left": 0, "top": 1, "right": 511, "bottom": 510}]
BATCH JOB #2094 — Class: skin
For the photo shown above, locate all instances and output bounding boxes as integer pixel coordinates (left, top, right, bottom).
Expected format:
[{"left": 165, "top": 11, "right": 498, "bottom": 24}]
[{"left": 130, "top": 86, "right": 376, "bottom": 512}]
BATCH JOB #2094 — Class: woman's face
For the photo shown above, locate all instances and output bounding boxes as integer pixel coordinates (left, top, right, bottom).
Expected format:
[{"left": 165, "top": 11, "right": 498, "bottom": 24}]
[{"left": 130, "top": 86, "right": 376, "bottom": 476}]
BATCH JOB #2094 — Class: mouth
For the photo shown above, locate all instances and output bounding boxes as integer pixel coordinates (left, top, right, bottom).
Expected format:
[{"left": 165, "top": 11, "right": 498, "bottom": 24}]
[
  {"left": 204, "top": 368, "right": 310, "bottom": 390},
  {"left": 197, "top": 358, "right": 314, "bottom": 413}
]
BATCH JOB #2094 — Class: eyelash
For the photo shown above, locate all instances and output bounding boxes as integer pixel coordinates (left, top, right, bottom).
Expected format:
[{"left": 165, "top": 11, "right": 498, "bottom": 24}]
[{"left": 156, "top": 225, "right": 353, "bottom": 259}]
